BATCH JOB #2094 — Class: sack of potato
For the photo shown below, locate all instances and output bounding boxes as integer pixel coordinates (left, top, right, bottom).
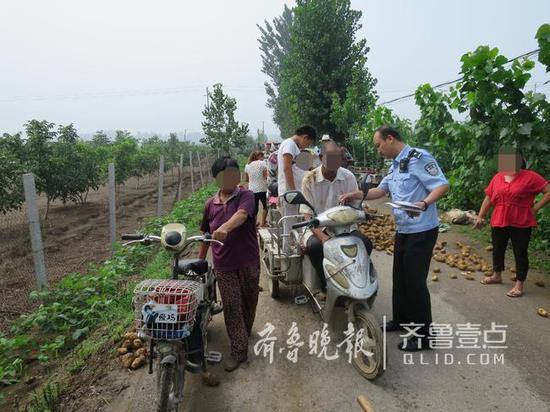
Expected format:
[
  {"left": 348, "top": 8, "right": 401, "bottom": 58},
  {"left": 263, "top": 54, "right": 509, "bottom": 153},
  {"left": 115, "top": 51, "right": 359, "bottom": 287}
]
[
  {"left": 441, "top": 209, "right": 478, "bottom": 225},
  {"left": 358, "top": 214, "right": 396, "bottom": 254},
  {"left": 117, "top": 330, "right": 148, "bottom": 370}
]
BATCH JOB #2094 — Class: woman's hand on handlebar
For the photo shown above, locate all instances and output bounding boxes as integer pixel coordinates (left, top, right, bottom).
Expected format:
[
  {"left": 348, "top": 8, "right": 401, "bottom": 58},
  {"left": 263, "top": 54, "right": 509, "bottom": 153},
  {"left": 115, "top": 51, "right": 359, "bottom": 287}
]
[{"left": 212, "top": 226, "right": 228, "bottom": 241}]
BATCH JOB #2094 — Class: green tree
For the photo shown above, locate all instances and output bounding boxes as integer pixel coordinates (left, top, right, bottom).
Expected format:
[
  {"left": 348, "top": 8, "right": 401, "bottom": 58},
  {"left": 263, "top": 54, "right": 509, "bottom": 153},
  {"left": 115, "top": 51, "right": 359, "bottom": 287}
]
[
  {"left": 278, "top": 0, "right": 377, "bottom": 141},
  {"left": 91, "top": 130, "right": 110, "bottom": 146},
  {"left": 536, "top": 23, "right": 550, "bottom": 71},
  {"left": 0, "top": 133, "right": 26, "bottom": 214},
  {"left": 201, "top": 84, "right": 250, "bottom": 154},
  {"left": 58, "top": 124, "right": 78, "bottom": 143},
  {"left": 166, "top": 132, "right": 179, "bottom": 167},
  {"left": 25, "top": 120, "right": 58, "bottom": 218},
  {"left": 356, "top": 106, "right": 412, "bottom": 168},
  {"left": 112, "top": 132, "right": 139, "bottom": 185},
  {"left": 330, "top": 53, "right": 378, "bottom": 140},
  {"left": 257, "top": 5, "right": 294, "bottom": 137},
  {"left": 412, "top": 43, "right": 548, "bottom": 212},
  {"left": 75, "top": 142, "right": 106, "bottom": 203}
]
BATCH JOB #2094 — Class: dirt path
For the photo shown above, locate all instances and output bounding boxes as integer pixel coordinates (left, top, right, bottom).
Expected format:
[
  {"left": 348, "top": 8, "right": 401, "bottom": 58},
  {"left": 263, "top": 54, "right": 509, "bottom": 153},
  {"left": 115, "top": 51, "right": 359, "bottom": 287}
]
[{"left": 71, "top": 198, "right": 549, "bottom": 412}]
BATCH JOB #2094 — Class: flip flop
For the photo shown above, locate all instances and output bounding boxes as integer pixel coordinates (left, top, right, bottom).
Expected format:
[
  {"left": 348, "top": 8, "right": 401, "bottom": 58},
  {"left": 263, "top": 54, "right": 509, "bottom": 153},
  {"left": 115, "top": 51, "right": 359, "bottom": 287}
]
[
  {"left": 480, "top": 277, "right": 502, "bottom": 285},
  {"left": 506, "top": 289, "right": 523, "bottom": 298}
]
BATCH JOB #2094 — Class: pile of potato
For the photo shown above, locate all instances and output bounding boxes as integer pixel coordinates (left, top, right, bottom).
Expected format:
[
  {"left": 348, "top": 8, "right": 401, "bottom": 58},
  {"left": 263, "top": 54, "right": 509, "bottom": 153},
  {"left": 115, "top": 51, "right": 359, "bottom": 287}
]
[
  {"left": 358, "top": 214, "right": 396, "bottom": 255},
  {"left": 432, "top": 240, "right": 493, "bottom": 276},
  {"left": 117, "top": 330, "right": 148, "bottom": 370}
]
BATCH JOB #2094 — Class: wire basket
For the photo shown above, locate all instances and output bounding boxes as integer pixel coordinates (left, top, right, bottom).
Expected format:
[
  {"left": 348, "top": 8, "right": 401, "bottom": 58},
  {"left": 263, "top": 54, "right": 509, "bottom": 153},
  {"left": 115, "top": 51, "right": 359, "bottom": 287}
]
[{"left": 133, "top": 279, "right": 201, "bottom": 340}]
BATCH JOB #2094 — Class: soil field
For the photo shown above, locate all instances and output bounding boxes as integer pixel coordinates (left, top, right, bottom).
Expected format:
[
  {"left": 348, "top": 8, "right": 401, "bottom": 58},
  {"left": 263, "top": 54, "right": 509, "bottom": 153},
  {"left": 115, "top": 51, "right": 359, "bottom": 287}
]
[{"left": 0, "top": 165, "right": 210, "bottom": 333}]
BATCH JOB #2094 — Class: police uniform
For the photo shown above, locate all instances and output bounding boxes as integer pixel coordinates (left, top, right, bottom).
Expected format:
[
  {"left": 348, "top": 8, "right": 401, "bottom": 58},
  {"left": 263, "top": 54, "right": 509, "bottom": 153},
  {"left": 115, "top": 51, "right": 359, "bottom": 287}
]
[{"left": 379, "top": 144, "right": 448, "bottom": 337}]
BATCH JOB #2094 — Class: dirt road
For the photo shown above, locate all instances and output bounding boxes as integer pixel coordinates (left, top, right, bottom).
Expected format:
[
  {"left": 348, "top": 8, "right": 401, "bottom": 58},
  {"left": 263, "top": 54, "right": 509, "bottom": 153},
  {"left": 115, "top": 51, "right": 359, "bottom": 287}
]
[{"left": 105, "top": 198, "right": 549, "bottom": 412}]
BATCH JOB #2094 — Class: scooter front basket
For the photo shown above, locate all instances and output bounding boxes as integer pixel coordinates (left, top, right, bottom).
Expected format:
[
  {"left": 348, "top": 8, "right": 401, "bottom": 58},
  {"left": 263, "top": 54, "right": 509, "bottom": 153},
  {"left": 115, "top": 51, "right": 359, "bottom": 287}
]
[{"left": 133, "top": 279, "right": 200, "bottom": 341}]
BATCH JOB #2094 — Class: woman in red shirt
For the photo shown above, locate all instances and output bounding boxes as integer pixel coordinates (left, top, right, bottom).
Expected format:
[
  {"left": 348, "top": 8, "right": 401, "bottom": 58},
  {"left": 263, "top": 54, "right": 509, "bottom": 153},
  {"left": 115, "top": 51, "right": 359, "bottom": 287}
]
[{"left": 475, "top": 151, "right": 549, "bottom": 297}]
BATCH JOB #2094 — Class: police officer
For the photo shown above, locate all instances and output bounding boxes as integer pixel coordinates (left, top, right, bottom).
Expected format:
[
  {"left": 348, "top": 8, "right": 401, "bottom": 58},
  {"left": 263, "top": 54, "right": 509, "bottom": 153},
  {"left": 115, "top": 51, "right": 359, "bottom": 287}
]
[{"left": 341, "top": 125, "right": 449, "bottom": 351}]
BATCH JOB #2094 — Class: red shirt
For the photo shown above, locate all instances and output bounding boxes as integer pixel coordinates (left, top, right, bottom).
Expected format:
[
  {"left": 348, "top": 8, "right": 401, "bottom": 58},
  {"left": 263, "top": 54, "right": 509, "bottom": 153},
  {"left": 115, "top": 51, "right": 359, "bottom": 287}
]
[{"left": 484, "top": 170, "right": 548, "bottom": 228}]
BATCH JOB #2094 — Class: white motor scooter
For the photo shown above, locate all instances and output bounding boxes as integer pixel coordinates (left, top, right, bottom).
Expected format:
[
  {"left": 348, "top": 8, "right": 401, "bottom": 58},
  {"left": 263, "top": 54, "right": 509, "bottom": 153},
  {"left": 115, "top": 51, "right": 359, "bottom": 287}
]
[{"left": 259, "top": 179, "right": 385, "bottom": 379}]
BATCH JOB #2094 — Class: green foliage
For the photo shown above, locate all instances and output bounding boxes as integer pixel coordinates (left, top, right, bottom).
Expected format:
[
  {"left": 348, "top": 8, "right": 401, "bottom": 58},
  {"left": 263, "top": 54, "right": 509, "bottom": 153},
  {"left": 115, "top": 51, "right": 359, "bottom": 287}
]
[
  {"left": 277, "top": 0, "right": 377, "bottom": 141},
  {"left": 0, "top": 133, "right": 26, "bottom": 213},
  {"left": 111, "top": 131, "right": 139, "bottom": 184},
  {"left": 412, "top": 41, "right": 549, "bottom": 213},
  {"left": 201, "top": 84, "right": 250, "bottom": 153},
  {"left": 0, "top": 182, "right": 213, "bottom": 393},
  {"left": 0, "top": 121, "right": 214, "bottom": 214},
  {"left": 0, "top": 358, "right": 24, "bottom": 386},
  {"left": 90, "top": 130, "right": 110, "bottom": 146},
  {"left": 144, "top": 183, "right": 217, "bottom": 234},
  {"left": 348, "top": 25, "right": 549, "bottom": 254},
  {"left": 354, "top": 106, "right": 412, "bottom": 168},
  {"left": 330, "top": 53, "right": 378, "bottom": 140},
  {"left": 0, "top": 247, "right": 143, "bottom": 386},
  {"left": 19, "top": 382, "right": 62, "bottom": 412},
  {"left": 535, "top": 23, "right": 550, "bottom": 71},
  {"left": 257, "top": 5, "right": 294, "bottom": 137}
]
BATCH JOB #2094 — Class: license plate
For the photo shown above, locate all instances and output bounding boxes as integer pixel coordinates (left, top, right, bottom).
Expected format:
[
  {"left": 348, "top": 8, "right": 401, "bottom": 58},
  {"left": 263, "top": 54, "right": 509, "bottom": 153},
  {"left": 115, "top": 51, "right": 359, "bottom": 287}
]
[{"left": 146, "top": 303, "right": 178, "bottom": 324}]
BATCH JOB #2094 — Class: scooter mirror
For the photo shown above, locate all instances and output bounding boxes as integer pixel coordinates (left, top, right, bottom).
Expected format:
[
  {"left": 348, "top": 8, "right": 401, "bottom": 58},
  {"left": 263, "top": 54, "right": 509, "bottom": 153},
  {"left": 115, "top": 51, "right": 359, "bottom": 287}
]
[
  {"left": 361, "top": 174, "right": 373, "bottom": 194},
  {"left": 283, "top": 191, "right": 317, "bottom": 215},
  {"left": 283, "top": 190, "right": 307, "bottom": 205}
]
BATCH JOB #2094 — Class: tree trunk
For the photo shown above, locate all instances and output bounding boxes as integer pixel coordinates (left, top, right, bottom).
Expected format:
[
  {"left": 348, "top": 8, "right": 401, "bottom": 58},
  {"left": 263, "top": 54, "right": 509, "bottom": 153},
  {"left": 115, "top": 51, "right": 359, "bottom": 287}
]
[{"left": 45, "top": 197, "right": 51, "bottom": 220}]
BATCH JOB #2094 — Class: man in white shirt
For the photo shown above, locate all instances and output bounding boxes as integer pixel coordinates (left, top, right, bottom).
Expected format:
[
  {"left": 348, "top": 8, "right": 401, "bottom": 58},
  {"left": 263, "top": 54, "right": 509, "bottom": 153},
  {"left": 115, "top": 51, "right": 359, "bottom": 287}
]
[
  {"left": 277, "top": 125, "right": 317, "bottom": 252},
  {"left": 301, "top": 139, "right": 373, "bottom": 295}
]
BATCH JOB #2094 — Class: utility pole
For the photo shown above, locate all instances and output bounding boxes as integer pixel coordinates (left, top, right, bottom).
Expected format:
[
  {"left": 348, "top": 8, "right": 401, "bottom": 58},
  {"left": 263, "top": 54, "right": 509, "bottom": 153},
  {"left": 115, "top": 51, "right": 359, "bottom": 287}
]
[
  {"left": 183, "top": 129, "right": 187, "bottom": 142},
  {"left": 205, "top": 87, "right": 210, "bottom": 110}
]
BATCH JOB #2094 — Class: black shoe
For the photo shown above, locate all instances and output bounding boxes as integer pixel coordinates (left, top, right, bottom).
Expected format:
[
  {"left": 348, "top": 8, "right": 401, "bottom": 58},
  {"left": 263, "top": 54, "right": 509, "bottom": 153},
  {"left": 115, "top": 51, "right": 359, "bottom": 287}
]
[
  {"left": 398, "top": 336, "right": 432, "bottom": 352},
  {"left": 380, "top": 320, "right": 404, "bottom": 332}
]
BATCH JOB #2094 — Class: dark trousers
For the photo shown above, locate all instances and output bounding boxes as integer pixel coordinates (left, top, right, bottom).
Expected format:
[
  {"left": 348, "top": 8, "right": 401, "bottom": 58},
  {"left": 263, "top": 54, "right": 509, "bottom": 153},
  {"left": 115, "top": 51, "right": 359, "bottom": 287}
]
[
  {"left": 392, "top": 227, "right": 438, "bottom": 335},
  {"left": 491, "top": 226, "right": 532, "bottom": 281},
  {"left": 253, "top": 192, "right": 267, "bottom": 219},
  {"left": 214, "top": 265, "right": 260, "bottom": 361},
  {"left": 307, "top": 230, "right": 373, "bottom": 292}
]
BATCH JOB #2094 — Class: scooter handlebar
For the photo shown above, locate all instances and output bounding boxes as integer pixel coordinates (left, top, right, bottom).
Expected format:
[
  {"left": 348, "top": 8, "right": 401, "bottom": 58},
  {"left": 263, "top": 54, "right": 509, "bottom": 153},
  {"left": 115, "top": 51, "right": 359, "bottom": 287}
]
[
  {"left": 292, "top": 219, "right": 318, "bottom": 229},
  {"left": 121, "top": 234, "right": 144, "bottom": 241}
]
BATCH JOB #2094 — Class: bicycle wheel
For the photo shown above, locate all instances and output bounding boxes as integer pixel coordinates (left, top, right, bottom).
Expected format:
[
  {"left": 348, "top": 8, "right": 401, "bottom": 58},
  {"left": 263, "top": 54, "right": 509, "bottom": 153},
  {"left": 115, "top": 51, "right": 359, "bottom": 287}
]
[{"left": 157, "top": 353, "right": 185, "bottom": 412}]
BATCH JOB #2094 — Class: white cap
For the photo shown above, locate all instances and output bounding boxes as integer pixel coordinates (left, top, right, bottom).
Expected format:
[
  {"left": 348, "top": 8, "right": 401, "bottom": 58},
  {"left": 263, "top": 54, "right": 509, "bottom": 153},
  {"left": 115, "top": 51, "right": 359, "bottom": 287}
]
[{"left": 321, "top": 134, "right": 331, "bottom": 141}]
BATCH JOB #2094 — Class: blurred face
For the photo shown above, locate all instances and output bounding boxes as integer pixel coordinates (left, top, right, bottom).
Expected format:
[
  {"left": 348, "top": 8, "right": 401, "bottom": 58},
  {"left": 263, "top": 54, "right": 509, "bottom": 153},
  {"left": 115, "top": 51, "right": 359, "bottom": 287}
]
[
  {"left": 295, "top": 150, "right": 313, "bottom": 170},
  {"left": 321, "top": 143, "right": 343, "bottom": 172},
  {"left": 498, "top": 153, "right": 521, "bottom": 174},
  {"left": 373, "top": 131, "right": 397, "bottom": 159},
  {"left": 215, "top": 168, "right": 240, "bottom": 192}
]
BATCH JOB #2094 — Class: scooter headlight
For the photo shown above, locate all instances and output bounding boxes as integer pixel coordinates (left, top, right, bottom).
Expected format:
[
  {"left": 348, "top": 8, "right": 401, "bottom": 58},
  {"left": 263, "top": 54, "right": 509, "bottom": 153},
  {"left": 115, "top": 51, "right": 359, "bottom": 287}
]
[{"left": 340, "top": 244, "right": 357, "bottom": 258}]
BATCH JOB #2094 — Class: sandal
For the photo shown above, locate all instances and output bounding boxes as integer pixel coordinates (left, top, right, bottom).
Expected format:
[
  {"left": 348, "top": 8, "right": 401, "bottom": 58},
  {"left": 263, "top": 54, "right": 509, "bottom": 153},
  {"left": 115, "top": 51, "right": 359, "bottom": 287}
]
[
  {"left": 481, "top": 276, "right": 502, "bottom": 285},
  {"left": 506, "top": 289, "right": 523, "bottom": 298}
]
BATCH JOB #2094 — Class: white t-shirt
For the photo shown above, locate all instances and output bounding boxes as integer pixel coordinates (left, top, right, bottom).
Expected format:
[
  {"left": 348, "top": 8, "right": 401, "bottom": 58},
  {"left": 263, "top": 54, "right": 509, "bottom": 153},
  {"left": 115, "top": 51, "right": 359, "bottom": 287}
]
[
  {"left": 277, "top": 138, "right": 303, "bottom": 195},
  {"left": 245, "top": 160, "right": 268, "bottom": 193},
  {"left": 300, "top": 166, "right": 359, "bottom": 215}
]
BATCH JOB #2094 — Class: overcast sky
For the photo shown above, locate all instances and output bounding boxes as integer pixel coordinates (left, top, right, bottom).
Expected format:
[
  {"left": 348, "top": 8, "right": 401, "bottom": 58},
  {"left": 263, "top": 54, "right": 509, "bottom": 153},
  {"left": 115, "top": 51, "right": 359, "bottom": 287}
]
[{"left": 1, "top": 0, "right": 549, "bottom": 138}]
